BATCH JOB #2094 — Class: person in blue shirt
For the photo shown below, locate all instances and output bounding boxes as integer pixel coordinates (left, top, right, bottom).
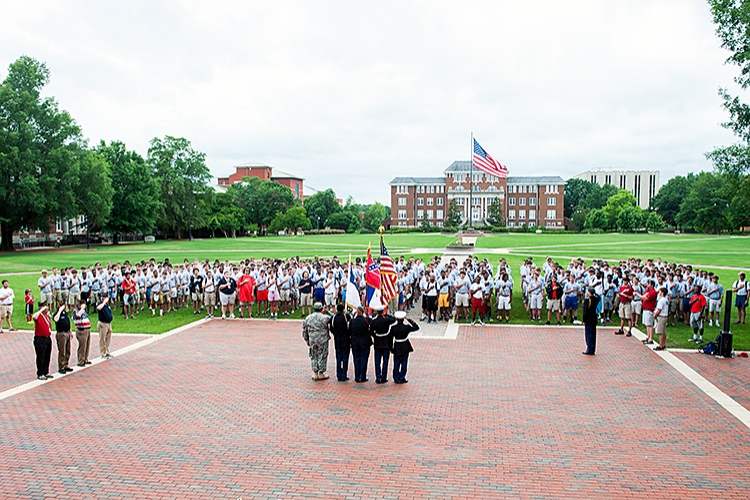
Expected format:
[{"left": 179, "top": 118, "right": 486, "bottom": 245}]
[
  {"left": 705, "top": 274, "right": 724, "bottom": 328},
  {"left": 563, "top": 275, "right": 579, "bottom": 323}
]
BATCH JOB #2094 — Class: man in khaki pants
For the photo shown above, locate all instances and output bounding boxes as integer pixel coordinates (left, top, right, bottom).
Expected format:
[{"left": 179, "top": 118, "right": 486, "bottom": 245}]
[
  {"left": 96, "top": 296, "right": 114, "bottom": 359},
  {"left": 53, "top": 304, "right": 73, "bottom": 374}
]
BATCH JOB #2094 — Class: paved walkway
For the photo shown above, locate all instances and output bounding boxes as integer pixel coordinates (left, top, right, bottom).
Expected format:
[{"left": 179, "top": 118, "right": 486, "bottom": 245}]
[{"left": 1, "top": 320, "right": 750, "bottom": 499}]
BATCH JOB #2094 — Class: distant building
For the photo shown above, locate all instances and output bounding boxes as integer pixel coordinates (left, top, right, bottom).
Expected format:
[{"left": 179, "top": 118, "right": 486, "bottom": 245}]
[
  {"left": 217, "top": 162, "right": 304, "bottom": 200},
  {"left": 389, "top": 161, "right": 565, "bottom": 229},
  {"left": 573, "top": 168, "right": 660, "bottom": 210}
]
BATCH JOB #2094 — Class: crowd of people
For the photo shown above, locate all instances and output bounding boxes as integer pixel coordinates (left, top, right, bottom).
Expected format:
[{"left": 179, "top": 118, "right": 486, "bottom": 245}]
[{"left": 0, "top": 253, "right": 746, "bottom": 378}]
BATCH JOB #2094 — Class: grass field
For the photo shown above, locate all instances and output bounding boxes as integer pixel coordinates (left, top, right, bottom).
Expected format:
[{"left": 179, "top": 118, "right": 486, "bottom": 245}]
[{"left": 1, "top": 232, "right": 748, "bottom": 349}]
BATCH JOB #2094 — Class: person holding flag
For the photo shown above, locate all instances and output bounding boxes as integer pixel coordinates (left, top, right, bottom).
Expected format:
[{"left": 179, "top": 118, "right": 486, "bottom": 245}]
[
  {"left": 365, "top": 244, "right": 382, "bottom": 312},
  {"left": 379, "top": 231, "right": 399, "bottom": 315}
]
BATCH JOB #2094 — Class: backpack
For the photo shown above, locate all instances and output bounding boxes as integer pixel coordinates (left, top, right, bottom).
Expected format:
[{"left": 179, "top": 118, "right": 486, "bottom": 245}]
[{"left": 699, "top": 342, "right": 717, "bottom": 355}]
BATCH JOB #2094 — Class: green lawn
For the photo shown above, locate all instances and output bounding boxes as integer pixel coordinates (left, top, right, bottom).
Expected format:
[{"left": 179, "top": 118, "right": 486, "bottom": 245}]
[{"left": 1, "top": 232, "right": 748, "bottom": 348}]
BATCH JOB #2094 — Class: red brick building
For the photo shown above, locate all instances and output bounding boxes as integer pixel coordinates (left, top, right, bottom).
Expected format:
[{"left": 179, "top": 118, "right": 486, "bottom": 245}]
[
  {"left": 389, "top": 161, "right": 565, "bottom": 228},
  {"left": 217, "top": 162, "right": 304, "bottom": 200}
]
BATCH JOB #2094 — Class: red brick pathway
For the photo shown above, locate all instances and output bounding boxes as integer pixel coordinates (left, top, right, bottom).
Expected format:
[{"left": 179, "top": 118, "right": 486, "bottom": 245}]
[
  {"left": 0, "top": 330, "right": 147, "bottom": 393},
  {"left": 1, "top": 321, "right": 749, "bottom": 499},
  {"left": 674, "top": 351, "right": 750, "bottom": 412}
]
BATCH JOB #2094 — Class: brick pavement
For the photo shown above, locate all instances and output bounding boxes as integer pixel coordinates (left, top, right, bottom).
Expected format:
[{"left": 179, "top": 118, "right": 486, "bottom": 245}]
[
  {"left": 1, "top": 320, "right": 749, "bottom": 499},
  {"left": 674, "top": 351, "right": 750, "bottom": 412},
  {"left": 0, "top": 330, "right": 147, "bottom": 393}
]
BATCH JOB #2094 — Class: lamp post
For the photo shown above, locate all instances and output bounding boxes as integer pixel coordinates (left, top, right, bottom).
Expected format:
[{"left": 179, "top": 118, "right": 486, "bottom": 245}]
[{"left": 317, "top": 216, "right": 320, "bottom": 234}]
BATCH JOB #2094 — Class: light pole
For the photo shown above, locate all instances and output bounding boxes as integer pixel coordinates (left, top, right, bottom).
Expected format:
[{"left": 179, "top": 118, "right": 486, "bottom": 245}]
[{"left": 317, "top": 216, "right": 320, "bottom": 234}]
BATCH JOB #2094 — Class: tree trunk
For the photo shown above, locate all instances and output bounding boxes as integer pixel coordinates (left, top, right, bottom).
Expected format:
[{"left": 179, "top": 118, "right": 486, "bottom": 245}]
[
  {"left": 112, "top": 233, "right": 120, "bottom": 245},
  {"left": 221, "top": 229, "right": 228, "bottom": 238},
  {"left": 0, "top": 224, "right": 15, "bottom": 252}
]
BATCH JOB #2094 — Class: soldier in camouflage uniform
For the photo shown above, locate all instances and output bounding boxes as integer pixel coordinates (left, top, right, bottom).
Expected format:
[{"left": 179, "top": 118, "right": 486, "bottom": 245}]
[{"left": 302, "top": 302, "right": 331, "bottom": 380}]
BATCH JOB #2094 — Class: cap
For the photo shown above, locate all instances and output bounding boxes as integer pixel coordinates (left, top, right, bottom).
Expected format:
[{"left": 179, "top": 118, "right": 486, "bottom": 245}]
[
  {"left": 41, "top": 269, "right": 48, "bottom": 274},
  {"left": 372, "top": 304, "right": 385, "bottom": 312},
  {"left": 356, "top": 306, "right": 365, "bottom": 313},
  {"left": 313, "top": 302, "right": 324, "bottom": 311},
  {"left": 395, "top": 311, "right": 407, "bottom": 320}
]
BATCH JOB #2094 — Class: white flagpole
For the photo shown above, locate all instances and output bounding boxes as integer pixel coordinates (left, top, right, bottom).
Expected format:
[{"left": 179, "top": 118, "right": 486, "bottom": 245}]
[{"left": 469, "top": 132, "right": 474, "bottom": 228}]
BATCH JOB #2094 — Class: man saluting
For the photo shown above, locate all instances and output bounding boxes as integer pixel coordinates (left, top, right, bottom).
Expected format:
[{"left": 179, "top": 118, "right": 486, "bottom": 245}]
[
  {"left": 390, "top": 310, "right": 419, "bottom": 384},
  {"left": 369, "top": 304, "right": 396, "bottom": 384}
]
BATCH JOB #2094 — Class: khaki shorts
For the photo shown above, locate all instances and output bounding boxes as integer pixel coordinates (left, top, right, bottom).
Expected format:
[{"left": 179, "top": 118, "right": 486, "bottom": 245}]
[
  {"left": 547, "top": 298, "right": 561, "bottom": 312},
  {"left": 40, "top": 291, "right": 53, "bottom": 306},
  {"left": 54, "top": 290, "right": 63, "bottom": 303},
  {"left": 300, "top": 293, "right": 312, "bottom": 306},
  {"left": 643, "top": 310, "right": 655, "bottom": 327},
  {"left": 528, "top": 294, "right": 543, "bottom": 310},
  {"left": 68, "top": 292, "right": 80, "bottom": 306},
  {"left": 280, "top": 289, "right": 291, "bottom": 302},
  {"left": 123, "top": 294, "right": 136, "bottom": 306},
  {"left": 219, "top": 292, "right": 236, "bottom": 306},
  {"left": 619, "top": 302, "right": 632, "bottom": 319},
  {"left": 655, "top": 315, "right": 668, "bottom": 335},
  {"left": 204, "top": 291, "right": 216, "bottom": 306},
  {"left": 708, "top": 299, "right": 721, "bottom": 313},
  {"left": 191, "top": 292, "right": 202, "bottom": 302},
  {"left": 669, "top": 297, "right": 680, "bottom": 314},
  {"left": 455, "top": 292, "right": 469, "bottom": 308},
  {"left": 0, "top": 304, "right": 12, "bottom": 318}
]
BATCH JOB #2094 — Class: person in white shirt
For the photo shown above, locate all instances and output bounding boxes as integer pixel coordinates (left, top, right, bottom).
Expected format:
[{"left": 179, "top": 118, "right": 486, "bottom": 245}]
[
  {"left": 0, "top": 280, "right": 16, "bottom": 333},
  {"left": 732, "top": 272, "right": 748, "bottom": 325},
  {"left": 469, "top": 276, "right": 485, "bottom": 326},
  {"left": 653, "top": 287, "right": 669, "bottom": 351}
]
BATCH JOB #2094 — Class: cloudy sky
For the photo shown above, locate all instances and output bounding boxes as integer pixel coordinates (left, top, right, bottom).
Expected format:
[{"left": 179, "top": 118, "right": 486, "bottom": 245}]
[{"left": 0, "top": 0, "right": 742, "bottom": 203}]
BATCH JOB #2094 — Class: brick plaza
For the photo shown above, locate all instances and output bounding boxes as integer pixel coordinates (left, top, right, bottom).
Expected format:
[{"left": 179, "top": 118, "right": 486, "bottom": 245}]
[{"left": 1, "top": 321, "right": 749, "bottom": 499}]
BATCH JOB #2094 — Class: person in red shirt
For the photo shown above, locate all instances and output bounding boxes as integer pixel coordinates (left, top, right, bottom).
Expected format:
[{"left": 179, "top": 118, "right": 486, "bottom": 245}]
[
  {"left": 237, "top": 268, "right": 256, "bottom": 319},
  {"left": 616, "top": 275, "right": 634, "bottom": 336},
  {"left": 688, "top": 284, "right": 707, "bottom": 343},
  {"left": 637, "top": 281, "right": 658, "bottom": 345},
  {"left": 121, "top": 271, "right": 137, "bottom": 320},
  {"left": 32, "top": 305, "right": 53, "bottom": 380}
]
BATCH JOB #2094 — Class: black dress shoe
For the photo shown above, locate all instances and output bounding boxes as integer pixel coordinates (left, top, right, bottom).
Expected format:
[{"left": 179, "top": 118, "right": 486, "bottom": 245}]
[
  {"left": 58, "top": 370, "right": 67, "bottom": 375},
  {"left": 582, "top": 352, "right": 595, "bottom": 355},
  {"left": 85, "top": 361, "right": 92, "bottom": 365},
  {"left": 65, "top": 367, "right": 74, "bottom": 372},
  {"left": 376, "top": 380, "right": 385, "bottom": 384},
  {"left": 45, "top": 374, "right": 54, "bottom": 379}
]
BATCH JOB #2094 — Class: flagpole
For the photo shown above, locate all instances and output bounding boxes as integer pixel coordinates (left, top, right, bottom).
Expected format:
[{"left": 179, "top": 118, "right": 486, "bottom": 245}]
[{"left": 469, "top": 132, "right": 474, "bottom": 229}]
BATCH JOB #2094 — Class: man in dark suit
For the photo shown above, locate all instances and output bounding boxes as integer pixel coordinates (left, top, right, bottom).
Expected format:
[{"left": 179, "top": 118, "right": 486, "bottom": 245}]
[
  {"left": 349, "top": 306, "right": 372, "bottom": 383},
  {"left": 369, "top": 305, "right": 396, "bottom": 384},
  {"left": 582, "top": 286, "right": 600, "bottom": 355},
  {"left": 390, "top": 310, "right": 419, "bottom": 384},
  {"left": 329, "top": 303, "right": 352, "bottom": 381}
]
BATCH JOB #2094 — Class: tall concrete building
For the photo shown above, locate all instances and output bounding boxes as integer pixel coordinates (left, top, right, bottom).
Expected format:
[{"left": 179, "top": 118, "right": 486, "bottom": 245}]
[
  {"left": 389, "top": 161, "right": 565, "bottom": 229},
  {"left": 573, "top": 168, "right": 660, "bottom": 210}
]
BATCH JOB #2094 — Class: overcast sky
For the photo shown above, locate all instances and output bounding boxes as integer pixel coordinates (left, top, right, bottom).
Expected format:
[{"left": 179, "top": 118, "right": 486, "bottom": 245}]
[{"left": 0, "top": 0, "right": 743, "bottom": 204}]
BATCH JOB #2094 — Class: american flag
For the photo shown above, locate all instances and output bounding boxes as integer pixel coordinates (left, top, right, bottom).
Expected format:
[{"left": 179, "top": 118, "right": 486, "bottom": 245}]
[
  {"left": 379, "top": 236, "right": 398, "bottom": 303},
  {"left": 472, "top": 138, "right": 507, "bottom": 179}
]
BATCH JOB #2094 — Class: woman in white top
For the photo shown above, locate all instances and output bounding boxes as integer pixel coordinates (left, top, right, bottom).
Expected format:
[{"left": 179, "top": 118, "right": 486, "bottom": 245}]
[{"left": 733, "top": 272, "right": 748, "bottom": 325}]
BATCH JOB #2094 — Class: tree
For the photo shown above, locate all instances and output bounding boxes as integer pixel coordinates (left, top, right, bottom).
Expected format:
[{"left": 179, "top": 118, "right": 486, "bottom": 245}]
[
  {"left": 676, "top": 172, "right": 729, "bottom": 233},
  {"left": 645, "top": 211, "right": 665, "bottom": 233},
  {"left": 486, "top": 198, "right": 504, "bottom": 227},
  {"left": 564, "top": 178, "right": 595, "bottom": 218},
  {"left": 616, "top": 206, "right": 645, "bottom": 233},
  {"left": 228, "top": 177, "right": 296, "bottom": 230},
  {"left": 602, "top": 190, "right": 638, "bottom": 229},
  {"left": 0, "top": 56, "right": 84, "bottom": 251},
  {"left": 73, "top": 149, "right": 114, "bottom": 239},
  {"left": 148, "top": 136, "right": 212, "bottom": 239},
  {"left": 583, "top": 183, "right": 619, "bottom": 211},
  {"left": 207, "top": 193, "right": 246, "bottom": 238},
  {"left": 570, "top": 207, "right": 589, "bottom": 232},
  {"left": 269, "top": 206, "right": 312, "bottom": 234},
  {"left": 304, "top": 189, "right": 341, "bottom": 229},
  {"left": 96, "top": 141, "right": 160, "bottom": 241},
  {"left": 419, "top": 212, "right": 431, "bottom": 232},
  {"left": 362, "top": 202, "right": 386, "bottom": 232},
  {"left": 650, "top": 174, "right": 694, "bottom": 227},
  {"left": 445, "top": 199, "right": 462, "bottom": 228},
  {"left": 326, "top": 211, "right": 359, "bottom": 233},
  {"left": 584, "top": 208, "right": 608, "bottom": 231}
]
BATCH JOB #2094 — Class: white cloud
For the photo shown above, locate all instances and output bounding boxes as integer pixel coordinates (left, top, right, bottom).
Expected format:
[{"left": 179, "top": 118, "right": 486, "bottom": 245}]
[{"left": 0, "top": 0, "right": 741, "bottom": 203}]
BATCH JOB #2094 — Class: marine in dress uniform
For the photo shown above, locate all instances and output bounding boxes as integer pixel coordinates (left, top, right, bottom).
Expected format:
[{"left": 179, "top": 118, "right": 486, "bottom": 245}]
[
  {"left": 390, "top": 310, "right": 418, "bottom": 384},
  {"left": 582, "top": 287, "right": 600, "bottom": 355},
  {"left": 329, "top": 303, "right": 352, "bottom": 381},
  {"left": 349, "top": 306, "right": 372, "bottom": 382},
  {"left": 369, "top": 306, "right": 396, "bottom": 384},
  {"left": 302, "top": 302, "right": 332, "bottom": 380}
]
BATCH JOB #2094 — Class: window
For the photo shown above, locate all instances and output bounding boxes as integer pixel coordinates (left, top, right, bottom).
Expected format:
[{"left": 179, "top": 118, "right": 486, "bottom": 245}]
[
  {"left": 508, "top": 197, "right": 516, "bottom": 206},
  {"left": 417, "top": 210, "right": 424, "bottom": 218},
  {"left": 436, "top": 209, "right": 443, "bottom": 219},
  {"left": 546, "top": 209, "right": 557, "bottom": 219},
  {"left": 436, "top": 198, "right": 444, "bottom": 206},
  {"left": 417, "top": 198, "right": 424, "bottom": 206},
  {"left": 590, "top": 175, "right": 597, "bottom": 183},
  {"left": 399, "top": 221, "right": 407, "bottom": 227},
  {"left": 452, "top": 173, "right": 466, "bottom": 183},
  {"left": 508, "top": 210, "right": 516, "bottom": 219},
  {"left": 436, "top": 221, "right": 443, "bottom": 227},
  {"left": 398, "top": 198, "right": 406, "bottom": 206},
  {"left": 456, "top": 198, "right": 465, "bottom": 206},
  {"left": 619, "top": 175, "right": 626, "bottom": 189},
  {"left": 427, "top": 210, "right": 433, "bottom": 219},
  {"left": 398, "top": 210, "right": 407, "bottom": 219},
  {"left": 396, "top": 185, "right": 408, "bottom": 194},
  {"left": 519, "top": 210, "right": 526, "bottom": 219},
  {"left": 529, "top": 210, "right": 536, "bottom": 219},
  {"left": 545, "top": 185, "right": 559, "bottom": 194},
  {"left": 547, "top": 197, "right": 556, "bottom": 206},
  {"left": 529, "top": 197, "right": 536, "bottom": 206},
  {"left": 509, "top": 221, "right": 515, "bottom": 227},
  {"left": 507, "top": 185, "right": 515, "bottom": 194},
  {"left": 55, "top": 218, "right": 62, "bottom": 232},
  {"left": 531, "top": 185, "right": 537, "bottom": 193},
  {"left": 605, "top": 175, "right": 612, "bottom": 185},
  {"left": 427, "top": 198, "right": 434, "bottom": 206},
  {"left": 519, "top": 198, "right": 526, "bottom": 206},
  {"left": 472, "top": 198, "right": 481, "bottom": 206}
]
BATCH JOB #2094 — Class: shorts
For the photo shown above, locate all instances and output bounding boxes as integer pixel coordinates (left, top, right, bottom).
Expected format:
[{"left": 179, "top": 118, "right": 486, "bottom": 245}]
[
  {"left": 220, "top": 292, "right": 236, "bottom": 306},
  {"left": 138, "top": 289, "right": 146, "bottom": 302},
  {"left": 655, "top": 316, "right": 668, "bottom": 335},
  {"left": 54, "top": 290, "right": 63, "bottom": 303},
  {"left": 204, "top": 291, "right": 216, "bottom": 306},
  {"left": 123, "top": 293, "right": 135, "bottom": 306},
  {"left": 708, "top": 299, "right": 721, "bottom": 313},
  {"left": 619, "top": 302, "right": 632, "bottom": 319},
  {"left": 471, "top": 297, "right": 484, "bottom": 313},
  {"left": 529, "top": 294, "right": 542, "bottom": 310},
  {"left": 191, "top": 292, "right": 202, "bottom": 302},
  {"left": 564, "top": 295, "right": 578, "bottom": 311},
  {"left": 0, "top": 304, "right": 12, "bottom": 318},
  {"left": 300, "top": 293, "right": 312, "bottom": 306},
  {"left": 547, "top": 298, "right": 561, "bottom": 312},
  {"left": 67, "top": 292, "right": 80, "bottom": 306},
  {"left": 40, "top": 291, "right": 53, "bottom": 305},
  {"left": 643, "top": 310, "right": 654, "bottom": 327},
  {"left": 498, "top": 295, "right": 511, "bottom": 311},
  {"left": 426, "top": 295, "right": 438, "bottom": 312},
  {"left": 325, "top": 292, "right": 336, "bottom": 307},
  {"left": 669, "top": 297, "right": 680, "bottom": 314},
  {"left": 257, "top": 289, "right": 269, "bottom": 302},
  {"left": 603, "top": 296, "right": 613, "bottom": 311},
  {"left": 152, "top": 292, "right": 161, "bottom": 304},
  {"left": 690, "top": 312, "right": 703, "bottom": 330},
  {"left": 438, "top": 293, "right": 449, "bottom": 308},
  {"left": 455, "top": 292, "right": 469, "bottom": 308},
  {"left": 421, "top": 295, "right": 428, "bottom": 310},
  {"left": 280, "top": 289, "right": 291, "bottom": 302},
  {"left": 735, "top": 295, "right": 748, "bottom": 308},
  {"left": 268, "top": 290, "right": 280, "bottom": 302},
  {"left": 26, "top": 304, "right": 33, "bottom": 315},
  {"left": 632, "top": 301, "right": 642, "bottom": 315},
  {"left": 108, "top": 289, "right": 117, "bottom": 300},
  {"left": 170, "top": 288, "right": 178, "bottom": 299},
  {"left": 314, "top": 288, "right": 325, "bottom": 303}
]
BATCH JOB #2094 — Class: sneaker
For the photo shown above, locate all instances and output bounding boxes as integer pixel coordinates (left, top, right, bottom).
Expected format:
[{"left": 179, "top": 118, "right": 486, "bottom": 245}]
[
  {"left": 65, "top": 367, "right": 73, "bottom": 372},
  {"left": 625, "top": 331, "right": 632, "bottom": 337},
  {"left": 688, "top": 338, "right": 696, "bottom": 343},
  {"left": 557, "top": 321, "right": 561, "bottom": 326},
  {"left": 471, "top": 321, "right": 476, "bottom": 326},
  {"left": 221, "top": 315, "right": 226, "bottom": 319},
  {"left": 229, "top": 314, "right": 236, "bottom": 319},
  {"left": 58, "top": 370, "right": 67, "bottom": 375},
  {"left": 615, "top": 330, "right": 624, "bottom": 335},
  {"left": 45, "top": 374, "right": 54, "bottom": 379},
  {"left": 479, "top": 320, "right": 485, "bottom": 326},
  {"left": 545, "top": 321, "right": 550, "bottom": 325}
]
